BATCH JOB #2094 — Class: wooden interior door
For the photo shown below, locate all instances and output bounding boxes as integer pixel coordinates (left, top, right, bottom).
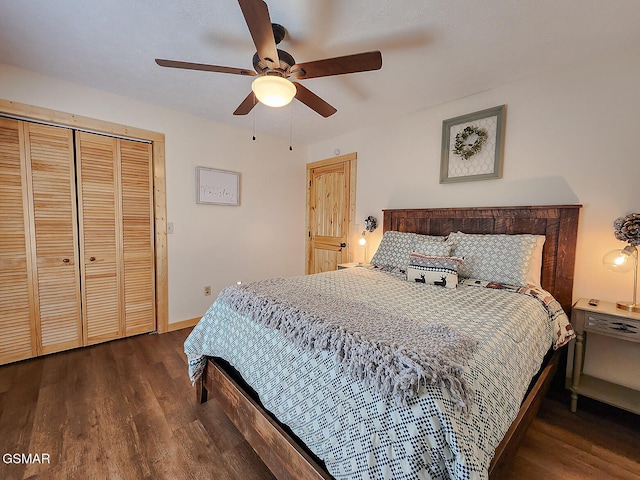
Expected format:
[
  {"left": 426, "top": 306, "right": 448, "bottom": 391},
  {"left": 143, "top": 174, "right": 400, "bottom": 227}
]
[
  {"left": 1, "top": 99, "right": 168, "bottom": 360},
  {"left": 77, "top": 132, "right": 156, "bottom": 344},
  {"left": 306, "top": 153, "right": 356, "bottom": 274},
  {"left": 76, "top": 132, "right": 122, "bottom": 344},
  {"left": 120, "top": 139, "right": 155, "bottom": 336},
  {"left": 0, "top": 118, "right": 37, "bottom": 363},
  {"left": 25, "top": 122, "right": 82, "bottom": 354}
]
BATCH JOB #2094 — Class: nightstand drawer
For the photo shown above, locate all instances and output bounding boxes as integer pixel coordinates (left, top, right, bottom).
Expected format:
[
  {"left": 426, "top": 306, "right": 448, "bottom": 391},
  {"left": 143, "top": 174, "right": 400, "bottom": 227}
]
[{"left": 584, "top": 312, "right": 640, "bottom": 343}]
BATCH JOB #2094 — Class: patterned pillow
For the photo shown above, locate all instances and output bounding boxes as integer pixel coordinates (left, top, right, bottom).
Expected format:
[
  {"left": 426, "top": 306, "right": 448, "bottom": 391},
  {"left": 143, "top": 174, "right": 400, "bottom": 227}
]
[
  {"left": 371, "top": 231, "right": 443, "bottom": 272},
  {"left": 526, "top": 235, "right": 546, "bottom": 286},
  {"left": 447, "top": 232, "right": 542, "bottom": 286},
  {"left": 414, "top": 233, "right": 447, "bottom": 244},
  {"left": 407, "top": 256, "right": 463, "bottom": 289},
  {"left": 412, "top": 239, "right": 452, "bottom": 258}
]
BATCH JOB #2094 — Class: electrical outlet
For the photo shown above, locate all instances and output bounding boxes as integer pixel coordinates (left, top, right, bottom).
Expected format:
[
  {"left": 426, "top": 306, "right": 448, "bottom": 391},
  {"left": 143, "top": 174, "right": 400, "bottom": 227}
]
[{"left": 204, "top": 286, "right": 211, "bottom": 296}]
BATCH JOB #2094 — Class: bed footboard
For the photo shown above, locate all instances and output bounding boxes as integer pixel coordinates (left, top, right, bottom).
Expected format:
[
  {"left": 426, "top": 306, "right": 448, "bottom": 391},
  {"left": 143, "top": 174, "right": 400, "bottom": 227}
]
[
  {"left": 488, "top": 348, "right": 560, "bottom": 479},
  {"left": 200, "top": 358, "right": 333, "bottom": 480},
  {"left": 199, "top": 349, "right": 560, "bottom": 480}
]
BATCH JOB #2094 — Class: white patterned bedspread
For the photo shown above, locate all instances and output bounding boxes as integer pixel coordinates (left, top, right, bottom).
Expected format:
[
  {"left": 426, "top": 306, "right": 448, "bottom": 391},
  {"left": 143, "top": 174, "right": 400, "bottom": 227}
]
[{"left": 184, "top": 267, "right": 561, "bottom": 480}]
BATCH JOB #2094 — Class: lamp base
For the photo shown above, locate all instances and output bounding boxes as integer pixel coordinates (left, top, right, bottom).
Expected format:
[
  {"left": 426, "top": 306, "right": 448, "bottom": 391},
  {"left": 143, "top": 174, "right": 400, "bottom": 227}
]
[{"left": 616, "top": 301, "right": 640, "bottom": 313}]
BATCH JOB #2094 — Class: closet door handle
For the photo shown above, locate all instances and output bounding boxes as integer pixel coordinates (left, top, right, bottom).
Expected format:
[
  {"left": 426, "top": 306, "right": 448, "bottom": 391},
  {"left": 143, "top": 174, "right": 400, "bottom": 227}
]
[
  {"left": 89, "top": 256, "right": 96, "bottom": 262},
  {"left": 62, "top": 258, "right": 70, "bottom": 264}
]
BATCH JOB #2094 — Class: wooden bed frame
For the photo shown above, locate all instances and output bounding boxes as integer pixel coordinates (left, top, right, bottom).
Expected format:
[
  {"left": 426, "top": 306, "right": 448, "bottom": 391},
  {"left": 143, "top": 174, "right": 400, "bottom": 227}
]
[{"left": 196, "top": 205, "right": 581, "bottom": 480}]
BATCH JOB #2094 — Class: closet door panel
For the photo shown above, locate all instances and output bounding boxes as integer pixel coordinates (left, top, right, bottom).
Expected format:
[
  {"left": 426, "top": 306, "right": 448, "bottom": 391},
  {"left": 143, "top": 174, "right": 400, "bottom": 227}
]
[
  {"left": 26, "top": 123, "right": 82, "bottom": 353},
  {"left": 0, "top": 118, "right": 36, "bottom": 363},
  {"left": 120, "top": 140, "right": 155, "bottom": 335},
  {"left": 76, "top": 132, "right": 122, "bottom": 344}
]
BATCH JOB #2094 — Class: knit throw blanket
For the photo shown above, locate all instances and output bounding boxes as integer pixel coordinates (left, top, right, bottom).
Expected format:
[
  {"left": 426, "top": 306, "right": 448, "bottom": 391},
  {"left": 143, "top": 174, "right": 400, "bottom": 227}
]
[{"left": 218, "top": 278, "right": 478, "bottom": 412}]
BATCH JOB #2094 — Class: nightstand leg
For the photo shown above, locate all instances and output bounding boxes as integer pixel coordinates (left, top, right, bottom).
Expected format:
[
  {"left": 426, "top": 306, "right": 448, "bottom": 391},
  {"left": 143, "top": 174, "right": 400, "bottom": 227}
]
[{"left": 570, "top": 332, "right": 584, "bottom": 412}]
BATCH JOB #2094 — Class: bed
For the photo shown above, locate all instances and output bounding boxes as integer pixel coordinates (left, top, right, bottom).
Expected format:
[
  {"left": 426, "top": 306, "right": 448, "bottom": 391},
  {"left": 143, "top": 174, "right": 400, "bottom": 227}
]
[{"left": 185, "top": 205, "right": 581, "bottom": 480}]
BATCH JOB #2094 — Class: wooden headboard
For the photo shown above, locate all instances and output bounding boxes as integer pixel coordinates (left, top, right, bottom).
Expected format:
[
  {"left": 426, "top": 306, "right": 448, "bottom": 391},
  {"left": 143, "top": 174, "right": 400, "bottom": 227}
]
[{"left": 383, "top": 205, "right": 581, "bottom": 313}]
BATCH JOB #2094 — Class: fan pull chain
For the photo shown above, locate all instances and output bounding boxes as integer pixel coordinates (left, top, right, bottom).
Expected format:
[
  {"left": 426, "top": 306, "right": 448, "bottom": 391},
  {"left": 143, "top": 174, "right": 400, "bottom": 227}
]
[
  {"left": 289, "top": 102, "right": 293, "bottom": 151},
  {"left": 252, "top": 97, "right": 257, "bottom": 141}
]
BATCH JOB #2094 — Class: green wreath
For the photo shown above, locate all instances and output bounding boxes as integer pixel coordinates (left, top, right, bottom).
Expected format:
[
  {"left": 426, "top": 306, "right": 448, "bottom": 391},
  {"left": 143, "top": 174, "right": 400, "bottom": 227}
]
[{"left": 453, "top": 126, "right": 488, "bottom": 160}]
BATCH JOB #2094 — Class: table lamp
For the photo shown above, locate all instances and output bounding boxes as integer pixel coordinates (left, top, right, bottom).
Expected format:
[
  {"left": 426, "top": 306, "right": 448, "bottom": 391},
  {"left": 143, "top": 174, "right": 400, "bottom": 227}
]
[{"left": 603, "top": 213, "right": 640, "bottom": 312}]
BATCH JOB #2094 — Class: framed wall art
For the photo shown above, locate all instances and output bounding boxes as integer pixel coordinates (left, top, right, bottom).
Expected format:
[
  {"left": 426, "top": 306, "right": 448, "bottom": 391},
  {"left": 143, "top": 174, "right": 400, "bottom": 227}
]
[
  {"left": 440, "top": 105, "right": 506, "bottom": 184},
  {"left": 196, "top": 167, "right": 240, "bottom": 206}
]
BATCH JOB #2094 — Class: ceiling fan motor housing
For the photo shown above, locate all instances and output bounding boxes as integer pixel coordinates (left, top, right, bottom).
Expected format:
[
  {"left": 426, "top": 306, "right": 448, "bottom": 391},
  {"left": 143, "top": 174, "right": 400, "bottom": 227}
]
[{"left": 252, "top": 49, "right": 296, "bottom": 77}]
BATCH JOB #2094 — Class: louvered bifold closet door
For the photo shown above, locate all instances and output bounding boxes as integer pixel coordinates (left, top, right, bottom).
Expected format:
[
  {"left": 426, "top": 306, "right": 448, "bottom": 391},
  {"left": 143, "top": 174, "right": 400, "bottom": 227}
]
[
  {"left": 120, "top": 140, "right": 155, "bottom": 336},
  {"left": 76, "top": 132, "right": 122, "bottom": 344},
  {"left": 0, "top": 118, "right": 36, "bottom": 363},
  {"left": 76, "top": 132, "right": 155, "bottom": 344},
  {"left": 26, "top": 123, "right": 82, "bottom": 354}
]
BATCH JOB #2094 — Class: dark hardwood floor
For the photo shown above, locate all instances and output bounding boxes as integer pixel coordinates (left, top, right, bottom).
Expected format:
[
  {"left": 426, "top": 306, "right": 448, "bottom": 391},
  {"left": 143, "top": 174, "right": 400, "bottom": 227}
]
[{"left": 0, "top": 329, "right": 638, "bottom": 480}]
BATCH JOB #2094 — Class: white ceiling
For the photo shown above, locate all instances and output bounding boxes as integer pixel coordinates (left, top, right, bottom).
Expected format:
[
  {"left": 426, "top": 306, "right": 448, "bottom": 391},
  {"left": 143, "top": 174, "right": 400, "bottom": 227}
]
[{"left": 1, "top": 0, "right": 640, "bottom": 144}]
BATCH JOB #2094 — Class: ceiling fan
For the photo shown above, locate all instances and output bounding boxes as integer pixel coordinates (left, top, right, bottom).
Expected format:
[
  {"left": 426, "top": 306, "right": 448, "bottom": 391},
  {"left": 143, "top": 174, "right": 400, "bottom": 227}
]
[{"left": 155, "top": 0, "right": 382, "bottom": 118}]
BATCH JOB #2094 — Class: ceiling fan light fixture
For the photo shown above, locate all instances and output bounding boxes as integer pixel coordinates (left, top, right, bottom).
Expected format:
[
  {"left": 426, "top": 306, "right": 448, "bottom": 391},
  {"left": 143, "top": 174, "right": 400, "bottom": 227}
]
[
  {"left": 155, "top": 1, "right": 382, "bottom": 117},
  {"left": 251, "top": 76, "right": 296, "bottom": 107}
]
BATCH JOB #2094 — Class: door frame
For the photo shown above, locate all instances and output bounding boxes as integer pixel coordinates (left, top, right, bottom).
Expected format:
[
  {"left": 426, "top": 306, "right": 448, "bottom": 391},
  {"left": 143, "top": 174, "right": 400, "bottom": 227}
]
[
  {"left": 0, "top": 98, "right": 169, "bottom": 334},
  {"left": 305, "top": 152, "right": 357, "bottom": 274}
]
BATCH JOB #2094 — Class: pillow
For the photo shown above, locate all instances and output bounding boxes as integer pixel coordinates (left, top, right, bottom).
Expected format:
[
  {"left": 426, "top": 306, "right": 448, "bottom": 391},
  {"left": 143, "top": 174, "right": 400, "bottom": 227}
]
[
  {"left": 412, "top": 239, "right": 452, "bottom": 258},
  {"left": 526, "top": 235, "right": 546, "bottom": 286},
  {"left": 371, "top": 231, "right": 444, "bottom": 272},
  {"left": 413, "top": 232, "right": 447, "bottom": 244},
  {"left": 407, "top": 256, "right": 463, "bottom": 289},
  {"left": 447, "top": 232, "right": 542, "bottom": 286}
]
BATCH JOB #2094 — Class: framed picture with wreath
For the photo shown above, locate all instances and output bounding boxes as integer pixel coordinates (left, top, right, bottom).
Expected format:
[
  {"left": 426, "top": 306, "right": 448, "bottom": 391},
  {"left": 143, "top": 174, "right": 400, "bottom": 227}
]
[{"left": 440, "top": 105, "right": 506, "bottom": 184}]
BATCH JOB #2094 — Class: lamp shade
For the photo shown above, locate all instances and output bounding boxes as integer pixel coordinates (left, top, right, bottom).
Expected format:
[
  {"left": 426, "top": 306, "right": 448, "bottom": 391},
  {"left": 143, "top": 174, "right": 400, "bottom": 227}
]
[
  {"left": 358, "top": 231, "right": 368, "bottom": 264},
  {"left": 603, "top": 247, "right": 635, "bottom": 272},
  {"left": 603, "top": 245, "right": 639, "bottom": 312},
  {"left": 251, "top": 76, "right": 296, "bottom": 107}
]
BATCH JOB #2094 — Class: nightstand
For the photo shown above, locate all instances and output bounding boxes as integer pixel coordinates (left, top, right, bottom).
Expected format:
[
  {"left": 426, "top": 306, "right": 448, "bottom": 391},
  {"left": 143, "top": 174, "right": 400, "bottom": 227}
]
[
  {"left": 337, "top": 262, "right": 372, "bottom": 270},
  {"left": 337, "top": 262, "right": 360, "bottom": 269},
  {"left": 568, "top": 298, "right": 640, "bottom": 414}
]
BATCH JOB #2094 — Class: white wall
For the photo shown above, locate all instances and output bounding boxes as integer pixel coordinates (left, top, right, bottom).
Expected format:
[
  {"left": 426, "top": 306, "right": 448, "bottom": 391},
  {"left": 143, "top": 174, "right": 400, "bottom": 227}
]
[
  {"left": 0, "top": 64, "right": 307, "bottom": 325},
  {"left": 308, "top": 45, "right": 640, "bottom": 305}
]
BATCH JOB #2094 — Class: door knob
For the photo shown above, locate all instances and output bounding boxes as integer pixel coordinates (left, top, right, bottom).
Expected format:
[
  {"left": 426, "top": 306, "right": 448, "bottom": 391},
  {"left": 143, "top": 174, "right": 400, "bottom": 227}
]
[
  {"left": 62, "top": 258, "right": 70, "bottom": 263},
  {"left": 89, "top": 256, "right": 96, "bottom": 262},
  {"left": 340, "top": 243, "right": 347, "bottom": 247}
]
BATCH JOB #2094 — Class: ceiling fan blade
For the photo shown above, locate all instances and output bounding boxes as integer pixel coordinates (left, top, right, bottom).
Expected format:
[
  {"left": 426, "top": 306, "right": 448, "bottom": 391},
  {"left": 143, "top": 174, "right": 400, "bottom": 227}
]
[
  {"left": 155, "top": 59, "right": 256, "bottom": 76},
  {"left": 293, "top": 82, "right": 337, "bottom": 118},
  {"left": 291, "top": 51, "right": 382, "bottom": 80},
  {"left": 237, "top": 0, "right": 279, "bottom": 70},
  {"left": 233, "top": 92, "right": 257, "bottom": 116}
]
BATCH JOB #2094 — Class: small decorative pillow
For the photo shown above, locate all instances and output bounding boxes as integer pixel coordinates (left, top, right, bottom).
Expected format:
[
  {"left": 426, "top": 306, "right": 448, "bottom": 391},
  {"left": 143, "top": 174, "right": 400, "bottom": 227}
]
[
  {"left": 407, "top": 256, "right": 463, "bottom": 289},
  {"left": 447, "top": 232, "right": 542, "bottom": 286},
  {"left": 371, "top": 231, "right": 444, "bottom": 272}
]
